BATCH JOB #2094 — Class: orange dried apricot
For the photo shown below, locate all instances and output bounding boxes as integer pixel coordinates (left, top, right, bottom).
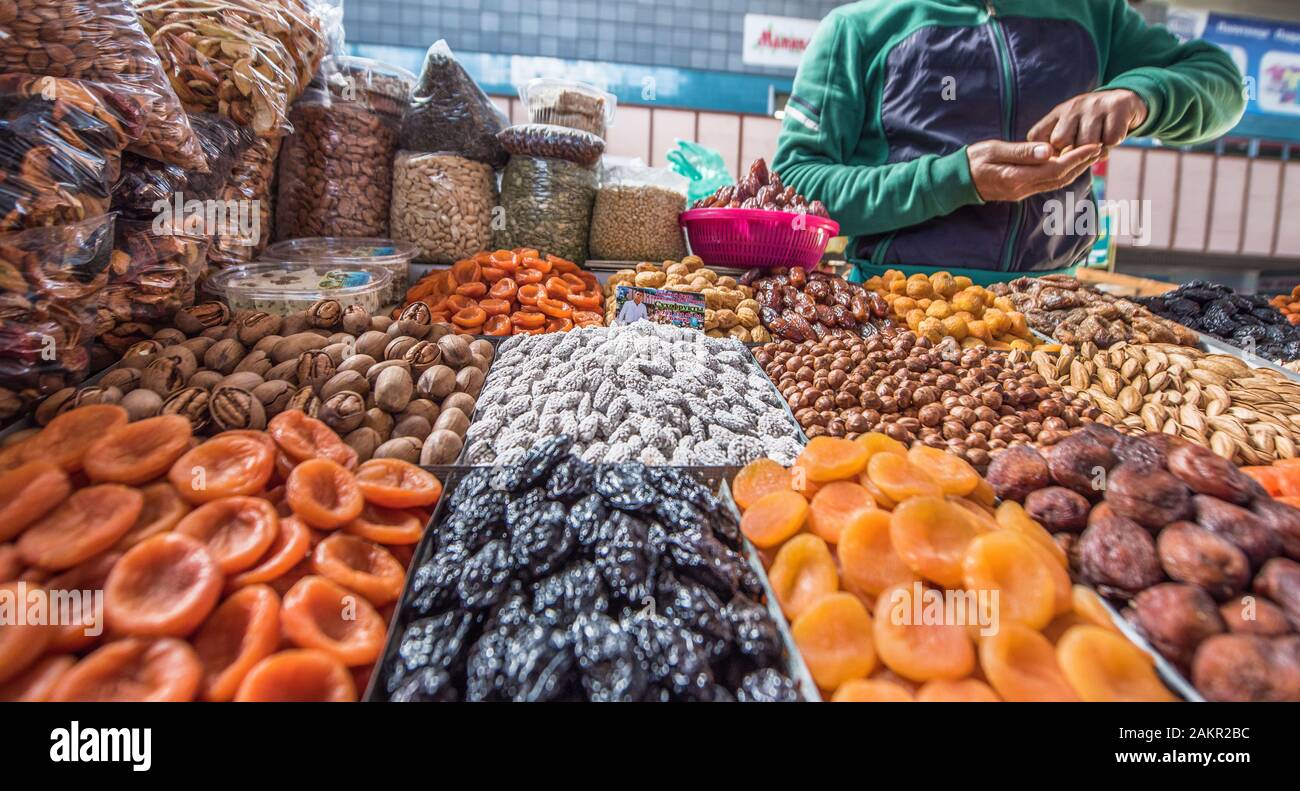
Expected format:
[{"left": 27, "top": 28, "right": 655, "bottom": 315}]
[
  {"left": 995, "top": 501, "right": 1067, "bottom": 568},
  {"left": 979, "top": 622, "right": 1080, "bottom": 702},
  {"left": 344, "top": 504, "right": 425, "bottom": 546},
  {"left": 175, "top": 496, "right": 279, "bottom": 574},
  {"left": 0, "top": 543, "right": 19, "bottom": 581},
  {"left": 0, "top": 461, "right": 70, "bottom": 541},
  {"left": 856, "top": 471, "right": 897, "bottom": 510},
  {"left": 915, "top": 678, "right": 1001, "bottom": 702},
  {"left": 483, "top": 315, "right": 513, "bottom": 336},
  {"left": 355, "top": 459, "right": 443, "bottom": 508},
  {"left": 83, "top": 415, "right": 193, "bottom": 485},
  {"left": 0, "top": 580, "right": 51, "bottom": 684},
  {"left": 44, "top": 552, "right": 120, "bottom": 653},
  {"left": 286, "top": 458, "right": 365, "bottom": 529},
  {"left": 732, "top": 459, "right": 793, "bottom": 512},
  {"left": 51, "top": 637, "right": 201, "bottom": 702},
  {"left": 830, "top": 678, "right": 915, "bottom": 702},
  {"left": 1056, "top": 625, "right": 1175, "bottom": 702},
  {"left": 17, "top": 484, "right": 141, "bottom": 570},
  {"left": 867, "top": 453, "right": 943, "bottom": 502},
  {"left": 872, "top": 583, "right": 976, "bottom": 682},
  {"left": 511, "top": 310, "right": 546, "bottom": 330},
  {"left": 807, "top": 481, "right": 876, "bottom": 544},
  {"left": 961, "top": 531, "right": 1060, "bottom": 630},
  {"left": 738, "top": 489, "right": 808, "bottom": 549},
  {"left": 103, "top": 533, "right": 223, "bottom": 637},
  {"left": 791, "top": 592, "right": 876, "bottom": 691},
  {"left": 838, "top": 510, "right": 918, "bottom": 597},
  {"left": 312, "top": 533, "right": 406, "bottom": 606},
  {"left": 853, "top": 432, "right": 908, "bottom": 460},
  {"left": 267, "top": 410, "right": 357, "bottom": 469},
  {"left": 0, "top": 654, "right": 74, "bottom": 702},
  {"left": 907, "top": 445, "right": 981, "bottom": 496},
  {"left": 228, "top": 515, "right": 312, "bottom": 589},
  {"left": 767, "top": 534, "right": 839, "bottom": 620},
  {"left": 489, "top": 277, "right": 518, "bottom": 301},
  {"left": 280, "top": 575, "right": 386, "bottom": 666},
  {"left": 889, "top": 496, "right": 980, "bottom": 587},
  {"left": 1071, "top": 585, "right": 1119, "bottom": 632},
  {"left": 798, "top": 436, "right": 869, "bottom": 482},
  {"left": 455, "top": 281, "right": 488, "bottom": 299},
  {"left": 168, "top": 433, "right": 275, "bottom": 504},
  {"left": 113, "top": 482, "right": 191, "bottom": 551},
  {"left": 22, "top": 404, "right": 128, "bottom": 472},
  {"left": 234, "top": 649, "right": 357, "bottom": 702},
  {"left": 193, "top": 584, "right": 282, "bottom": 702}
]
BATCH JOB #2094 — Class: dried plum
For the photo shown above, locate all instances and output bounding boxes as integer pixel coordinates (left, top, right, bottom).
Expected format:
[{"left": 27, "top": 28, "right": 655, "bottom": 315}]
[
  {"left": 531, "top": 561, "right": 609, "bottom": 617},
  {"left": 736, "top": 668, "right": 801, "bottom": 702},
  {"left": 545, "top": 456, "right": 593, "bottom": 501},
  {"left": 665, "top": 525, "right": 755, "bottom": 599},
  {"left": 569, "top": 492, "right": 609, "bottom": 550},
  {"left": 724, "top": 595, "right": 784, "bottom": 668},
  {"left": 388, "top": 611, "right": 476, "bottom": 692},
  {"left": 623, "top": 609, "right": 715, "bottom": 701},
  {"left": 457, "top": 538, "right": 513, "bottom": 609},
  {"left": 595, "top": 511, "right": 660, "bottom": 602},
  {"left": 595, "top": 464, "right": 657, "bottom": 510},
  {"left": 499, "top": 623, "right": 576, "bottom": 702},
  {"left": 509, "top": 500, "right": 575, "bottom": 578},
  {"left": 659, "top": 572, "right": 732, "bottom": 660},
  {"left": 569, "top": 613, "right": 647, "bottom": 701},
  {"left": 389, "top": 668, "right": 458, "bottom": 702}
]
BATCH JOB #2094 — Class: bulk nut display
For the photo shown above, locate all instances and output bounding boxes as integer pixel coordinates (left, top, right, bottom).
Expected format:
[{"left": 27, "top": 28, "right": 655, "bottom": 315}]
[
  {"left": 990, "top": 274, "right": 1199, "bottom": 349},
  {"left": 692, "top": 158, "right": 828, "bottom": 216},
  {"left": 589, "top": 183, "right": 687, "bottom": 263},
  {"left": 865, "top": 270, "right": 1042, "bottom": 350},
  {"left": 754, "top": 329, "right": 1098, "bottom": 470},
  {"left": 1030, "top": 341, "right": 1300, "bottom": 466},
  {"left": 493, "top": 156, "right": 597, "bottom": 265},
  {"left": 31, "top": 299, "right": 492, "bottom": 464},
  {"left": 730, "top": 442, "right": 1174, "bottom": 702},
  {"left": 461, "top": 322, "right": 804, "bottom": 467},
  {"left": 1140, "top": 281, "right": 1300, "bottom": 363},
  {"left": 743, "top": 267, "right": 886, "bottom": 342},
  {"left": 603, "top": 259, "right": 769, "bottom": 343},
  {"left": 987, "top": 425, "right": 1300, "bottom": 702},
  {"left": 497, "top": 124, "right": 605, "bottom": 168},
  {"left": 390, "top": 152, "right": 497, "bottom": 264}
]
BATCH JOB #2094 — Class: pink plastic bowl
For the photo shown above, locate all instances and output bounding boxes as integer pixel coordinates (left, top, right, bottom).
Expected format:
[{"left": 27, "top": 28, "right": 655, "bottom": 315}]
[{"left": 680, "top": 207, "right": 840, "bottom": 270}]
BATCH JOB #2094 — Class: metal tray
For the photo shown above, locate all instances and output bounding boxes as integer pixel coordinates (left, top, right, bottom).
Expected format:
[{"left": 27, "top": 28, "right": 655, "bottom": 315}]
[
  {"left": 1093, "top": 595, "right": 1205, "bottom": 702},
  {"left": 367, "top": 465, "right": 819, "bottom": 702},
  {"left": 1193, "top": 330, "right": 1300, "bottom": 384}
]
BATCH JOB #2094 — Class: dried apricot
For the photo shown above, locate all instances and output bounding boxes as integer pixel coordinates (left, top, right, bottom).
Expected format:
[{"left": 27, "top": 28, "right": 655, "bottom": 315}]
[
  {"left": 962, "top": 531, "right": 1060, "bottom": 630},
  {"left": 857, "top": 472, "right": 898, "bottom": 510},
  {"left": 1056, "top": 625, "right": 1176, "bottom": 702},
  {"left": 52, "top": 637, "right": 201, "bottom": 702},
  {"left": 1071, "top": 585, "right": 1119, "bottom": 632},
  {"left": 853, "top": 432, "right": 908, "bottom": 460},
  {"left": 867, "top": 453, "right": 943, "bottom": 502},
  {"left": 838, "top": 510, "right": 918, "bottom": 597},
  {"left": 831, "top": 679, "right": 914, "bottom": 702},
  {"left": 113, "top": 482, "right": 191, "bottom": 551},
  {"left": 228, "top": 515, "right": 313, "bottom": 589},
  {"left": 169, "top": 433, "right": 275, "bottom": 504},
  {"left": 806, "top": 482, "right": 876, "bottom": 545},
  {"left": 915, "top": 678, "right": 1001, "bottom": 702},
  {"left": 0, "top": 461, "right": 69, "bottom": 541},
  {"left": 872, "top": 583, "right": 976, "bottom": 681},
  {"left": 979, "top": 622, "right": 1080, "bottom": 702},
  {"left": 312, "top": 533, "right": 406, "bottom": 605},
  {"left": 17, "top": 484, "right": 141, "bottom": 570},
  {"left": 83, "top": 415, "right": 193, "bottom": 485},
  {"left": 103, "top": 533, "right": 223, "bottom": 637},
  {"left": 994, "top": 501, "right": 1067, "bottom": 568},
  {"left": 791, "top": 592, "right": 876, "bottom": 691},
  {"left": 343, "top": 504, "right": 425, "bottom": 546},
  {"left": 193, "top": 584, "right": 282, "bottom": 702},
  {"left": 908, "top": 445, "right": 981, "bottom": 496},
  {"left": 799, "top": 436, "right": 869, "bottom": 482},
  {"left": 175, "top": 496, "right": 279, "bottom": 574},
  {"left": 44, "top": 552, "right": 120, "bottom": 653},
  {"left": 767, "top": 534, "right": 839, "bottom": 620},
  {"left": 234, "top": 649, "right": 357, "bottom": 702},
  {"left": 287, "top": 458, "right": 365, "bottom": 529},
  {"left": 267, "top": 410, "right": 357, "bottom": 469},
  {"left": 889, "top": 497, "right": 980, "bottom": 587},
  {"left": 355, "top": 459, "right": 443, "bottom": 508},
  {"left": 0, "top": 543, "right": 18, "bottom": 581},
  {"left": 281, "top": 575, "right": 386, "bottom": 665},
  {"left": 22, "top": 404, "right": 128, "bottom": 472},
  {"left": 739, "top": 489, "right": 808, "bottom": 549},
  {"left": 0, "top": 654, "right": 74, "bottom": 702},
  {"left": 732, "top": 460, "right": 793, "bottom": 512},
  {"left": 0, "top": 580, "right": 51, "bottom": 684}
]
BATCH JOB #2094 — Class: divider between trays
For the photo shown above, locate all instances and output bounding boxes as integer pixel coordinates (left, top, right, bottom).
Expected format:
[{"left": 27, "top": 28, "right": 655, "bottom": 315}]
[{"left": 1094, "top": 594, "right": 1205, "bottom": 703}]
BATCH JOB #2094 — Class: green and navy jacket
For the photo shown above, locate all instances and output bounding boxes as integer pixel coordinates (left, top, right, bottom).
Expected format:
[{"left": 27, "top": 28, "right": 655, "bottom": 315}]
[{"left": 773, "top": 0, "right": 1246, "bottom": 284}]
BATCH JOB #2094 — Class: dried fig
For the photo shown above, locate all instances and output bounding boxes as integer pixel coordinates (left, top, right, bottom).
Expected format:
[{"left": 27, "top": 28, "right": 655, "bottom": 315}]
[
  {"left": 1024, "top": 486, "right": 1090, "bottom": 534},
  {"left": 1219, "top": 596, "right": 1292, "bottom": 637},
  {"left": 1075, "top": 504, "right": 1164, "bottom": 596},
  {"left": 985, "top": 445, "right": 1050, "bottom": 502},
  {"left": 1167, "top": 443, "right": 1262, "bottom": 505},
  {"left": 1105, "top": 464, "right": 1191, "bottom": 530},
  {"left": 1192, "top": 634, "right": 1300, "bottom": 702},
  {"left": 1047, "top": 433, "right": 1116, "bottom": 500},
  {"left": 1252, "top": 557, "right": 1300, "bottom": 630},
  {"left": 1130, "top": 583, "right": 1224, "bottom": 670},
  {"left": 1157, "top": 522, "right": 1249, "bottom": 600},
  {"left": 1195, "top": 495, "right": 1280, "bottom": 569},
  {"left": 1251, "top": 498, "right": 1300, "bottom": 562}
]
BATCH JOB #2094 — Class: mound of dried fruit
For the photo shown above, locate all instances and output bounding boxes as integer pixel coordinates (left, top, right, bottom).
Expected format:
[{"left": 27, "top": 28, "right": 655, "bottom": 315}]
[
  {"left": 604, "top": 257, "right": 769, "bottom": 343},
  {"left": 991, "top": 275, "right": 1198, "bottom": 349},
  {"left": 402, "top": 248, "right": 604, "bottom": 335},
  {"left": 376, "top": 435, "right": 803, "bottom": 701},
  {"left": 0, "top": 406, "right": 439, "bottom": 702},
  {"left": 864, "top": 270, "right": 1039, "bottom": 349},
  {"left": 732, "top": 435, "right": 1174, "bottom": 701},
  {"left": 989, "top": 424, "right": 1300, "bottom": 701},
  {"left": 1140, "top": 281, "right": 1300, "bottom": 362},
  {"left": 741, "top": 267, "right": 883, "bottom": 342},
  {"left": 1268, "top": 287, "right": 1300, "bottom": 327},
  {"left": 691, "top": 157, "right": 828, "bottom": 216}
]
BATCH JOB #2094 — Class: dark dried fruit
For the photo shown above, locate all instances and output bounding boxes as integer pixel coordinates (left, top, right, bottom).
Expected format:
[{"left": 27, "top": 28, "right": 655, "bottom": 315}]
[
  {"left": 1130, "top": 583, "right": 1224, "bottom": 670},
  {"left": 1075, "top": 504, "right": 1164, "bottom": 596},
  {"left": 1194, "top": 495, "right": 1280, "bottom": 569},
  {"left": 1192, "top": 634, "right": 1300, "bottom": 702},
  {"left": 1157, "top": 522, "right": 1250, "bottom": 600},
  {"left": 985, "top": 445, "right": 1051, "bottom": 502},
  {"left": 1105, "top": 464, "right": 1191, "bottom": 530},
  {"left": 1024, "top": 486, "right": 1090, "bottom": 534},
  {"left": 1252, "top": 557, "right": 1300, "bottom": 630},
  {"left": 1047, "top": 433, "right": 1116, "bottom": 500},
  {"left": 1252, "top": 498, "right": 1300, "bottom": 562},
  {"left": 1219, "top": 595, "right": 1293, "bottom": 636},
  {"left": 736, "top": 667, "right": 801, "bottom": 702},
  {"left": 1166, "top": 443, "right": 1261, "bottom": 505}
]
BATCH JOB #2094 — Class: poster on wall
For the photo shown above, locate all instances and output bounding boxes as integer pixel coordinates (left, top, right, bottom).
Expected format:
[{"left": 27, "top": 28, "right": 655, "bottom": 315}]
[
  {"left": 741, "top": 14, "right": 821, "bottom": 69},
  {"left": 613, "top": 285, "right": 705, "bottom": 330},
  {"left": 1167, "top": 11, "right": 1300, "bottom": 119}
]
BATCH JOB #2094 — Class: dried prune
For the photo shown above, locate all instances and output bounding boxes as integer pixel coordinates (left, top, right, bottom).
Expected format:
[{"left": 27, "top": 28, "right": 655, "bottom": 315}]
[
  {"left": 1105, "top": 464, "right": 1191, "bottom": 530},
  {"left": 1157, "top": 522, "right": 1250, "bottom": 601},
  {"left": 569, "top": 613, "right": 647, "bottom": 702},
  {"left": 664, "top": 525, "right": 753, "bottom": 599},
  {"left": 595, "top": 464, "right": 656, "bottom": 510},
  {"left": 1192, "top": 634, "right": 1300, "bottom": 702},
  {"left": 545, "top": 456, "right": 593, "bottom": 501},
  {"left": 1047, "top": 433, "right": 1117, "bottom": 500},
  {"left": 1024, "top": 486, "right": 1091, "bottom": 534},
  {"left": 531, "top": 561, "right": 608, "bottom": 618},
  {"left": 1075, "top": 504, "right": 1164, "bottom": 596},
  {"left": 440, "top": 490, "right": 507, "bottom": 549},
  {"left": 1130, "top": 583, "right": 1224, "bottom": 669},
  {"left": 1219, "top": 595, "right": 1292, "bottom": 636},
  {"left": 389, "top": 668, "right": 458, "bottom": 702},
  {"left": 568, "top": 493, "right": 609, "bottom": 550},
  {"left": 448, "top": 468, "right": 493, "bottom": 509},
  {"left": 623, "top": 609, "right": 714, "bottom": 701},
  {"left": 457, "top": 539, "right": 513, "bottom": 609},
  {"left": 464, "top": 626, "right": 513, "bottom": 702},
  {"left": 1252, "top": 558, "right": 1300, "bottom": 630},
  {"left": 724, "top": 595, "right": 784, "bottom": 669},
  {"left": 509, "top": 500, "right": 575, "bottom": 579},
  {"left": 388, "top": 611, "right": 476, "bottom": 692},
  {"left": 736, "top": 668, "right": 801, "bottom": 702},
  {"left": 985, "top": 445, "right": 1051, "bottom": 502},
  {"left": 490, "top": 622, "right": 576, "bottom": 702},
  {"left": 1166, "top": 444, "right": 1261, "bottom": 505},
  {"left": 595, "top": 511, "right": 660, "bottom": 602},
  {"left": 1251, "top": 498, "right": 1300, "bottom": 562},
  {"left": 660, "top": 572, "right": 732, "bottom": 660},
  {"left": 407, "top": 545, "right": 467, "bottom": 617},
  {"left": 1195, "top": 495, "right": 1280, "bottom": 569}
]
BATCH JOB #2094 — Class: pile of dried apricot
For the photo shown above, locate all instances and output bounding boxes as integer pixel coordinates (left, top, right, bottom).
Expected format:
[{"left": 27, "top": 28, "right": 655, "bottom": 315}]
[
  {"left": 0, "top": 406, "right": 442, "bottom": 702},
  {"left": 734, "top": 434, "right": 1176, "bottom": 702},
  {"left": 401, "top": 248, "right": 604, "bottom": 336}
]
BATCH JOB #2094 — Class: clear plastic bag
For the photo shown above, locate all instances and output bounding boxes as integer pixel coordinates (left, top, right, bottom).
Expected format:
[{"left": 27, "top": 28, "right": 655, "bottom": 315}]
[
  {"left": 208, "top": 137, "right": 279, "bottom": 269},
  {"left": 0, "top": 0, "right": 207, "bottom": 170},
  {"left": 135, "top": 0, "right": 329, "bottom": 137},
  {"left": 0, "top": 73, "right": 139, "bottom": 232},
  {"left": 518, "top": 78, "right": 616, "bottom": 139},
  {"left": 400, "top": 40, "right": 508, "bottom": 167},
  {"left": 98, "top": 219, "right": 208, "bottom": 343},
  {"left": 275, "top": 57, "right": 414, "bottom": 239},
  {"left": 0, "top": 214, "right": 115, "bottom": 397},
  {"left": 113, "top": 113, "right": 257, "bottom": 218},
  {"left": 390, "top": 151, "right": 497, "bottom": 264},
  {"left": 498, "top": 123, "right": 605, "bottom": 168},
  {"left": 589, "top": 165, "right": 687, "bottom": 262},
  {"left": 494, "top": 156, "right": 596, "bottom": 264}
]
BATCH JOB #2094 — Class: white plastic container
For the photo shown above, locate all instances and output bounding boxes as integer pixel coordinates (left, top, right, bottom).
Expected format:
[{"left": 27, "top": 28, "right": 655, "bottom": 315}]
[
  {"left": 207, "top": 261, "right": 392, "bottom": 317},
  {"left": 517, "top": 78, "right": 617, "bottom": 139},
  {"left": 262, "top": 237, "right": 417, "bottom": 305}
]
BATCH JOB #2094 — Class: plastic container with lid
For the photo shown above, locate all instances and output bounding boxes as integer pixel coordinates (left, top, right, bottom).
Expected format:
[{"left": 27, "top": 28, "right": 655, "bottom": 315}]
[
  {"left": 518, "top": 78, "right": 617, "bottom": 139},
  {"left": 262, "top": 237, "right": 417, "bottom": 305},
  {"left": 206, "top": 261, "right": 392, "bottom": 317}
]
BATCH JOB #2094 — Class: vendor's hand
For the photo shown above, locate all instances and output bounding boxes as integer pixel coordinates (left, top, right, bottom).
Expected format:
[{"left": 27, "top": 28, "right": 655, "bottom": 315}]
[
  {"left": 1028, "top": 89, "right": 1149, "bottom": 151},
  {"left": 967, "top": 141, "right": 1103, "bottom": 202}
]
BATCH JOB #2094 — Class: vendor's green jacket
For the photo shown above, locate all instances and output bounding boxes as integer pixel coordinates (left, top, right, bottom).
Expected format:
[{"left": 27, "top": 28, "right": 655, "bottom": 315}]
[{"left": 772, "top": 0, "right": 1246, "bottom": 284}]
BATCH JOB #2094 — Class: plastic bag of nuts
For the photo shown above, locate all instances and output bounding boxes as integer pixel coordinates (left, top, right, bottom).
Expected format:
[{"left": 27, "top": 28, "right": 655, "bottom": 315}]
[
  {"left": 98, "top": 219, "right": 209, "bottom": 346},
  {"left": 390, "top": 151, "right": 497, "bottom": 265},
  {"left": 497, "top": 124, "right": 605, "bottom": 168},
  {"left": 518, "top": 78, "right": 616, "bottom": 139},
  {"left": 274, "top": 56, "right": 415, "bottom": 239},
  {"left": 207, "top": 137, "right": 279, "bottom": 269},
  {"left": 493, "top": 155, "right": 597, "bottom": 264},
  {"left": 113, "top": 113, "right": 256, "bottom": 218},
  {"left": 589, "top": 165, "right": 687, "bottom": 262},
  {"left": 399, "top": 40, "right": 507, "bottom": 167}
]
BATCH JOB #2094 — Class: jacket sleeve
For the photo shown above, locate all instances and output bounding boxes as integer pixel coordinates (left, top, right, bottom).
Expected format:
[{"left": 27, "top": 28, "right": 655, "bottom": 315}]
[
  {"left": 1100, "top": 1, "right": 1246, "bottom": 146},
  {"left": 771, "top": 13, "right": 984, "bottom": 239}
]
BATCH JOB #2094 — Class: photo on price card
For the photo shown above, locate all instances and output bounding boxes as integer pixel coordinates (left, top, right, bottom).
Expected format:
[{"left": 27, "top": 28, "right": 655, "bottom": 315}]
[{"left": 613, "top": 284, "right": 706, "bottom": 329}]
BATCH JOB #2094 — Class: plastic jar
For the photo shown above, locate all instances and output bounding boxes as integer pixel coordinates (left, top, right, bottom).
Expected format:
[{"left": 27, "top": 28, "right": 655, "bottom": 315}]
[
  {"left": 518, "top": 78, "right": 617, "bottom": 139},
  {"left": 262, "top": 236, "right": 418, "bottom": 306},
  {"left": 207, "top": 261, "right": 391, "bottom": 317}
]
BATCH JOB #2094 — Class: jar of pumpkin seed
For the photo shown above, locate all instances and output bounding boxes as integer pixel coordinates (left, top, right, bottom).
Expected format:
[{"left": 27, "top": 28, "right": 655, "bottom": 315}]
[{"left": 493, "top": 155, "right": 596, "bottom": 263}]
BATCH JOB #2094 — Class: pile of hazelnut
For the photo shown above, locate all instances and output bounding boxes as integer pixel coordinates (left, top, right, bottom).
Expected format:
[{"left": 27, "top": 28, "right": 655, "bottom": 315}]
[{"left": 754, "top": 328, "right": 1100, "bottom": 469}]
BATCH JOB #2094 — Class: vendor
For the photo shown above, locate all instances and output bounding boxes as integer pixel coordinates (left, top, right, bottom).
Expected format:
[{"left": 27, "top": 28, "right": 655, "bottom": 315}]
[{"left": 773, "top": 0, "right": 1245, "bottom": 285}]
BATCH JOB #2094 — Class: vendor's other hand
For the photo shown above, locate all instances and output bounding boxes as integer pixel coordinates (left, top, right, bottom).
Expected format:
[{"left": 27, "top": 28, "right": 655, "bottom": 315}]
[
  {"left": 967, "top": 141, "right": 1103, "bottom": 203},
  {"left": 1028, "top": 89, "right": 1149, "bottom": 152}
]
